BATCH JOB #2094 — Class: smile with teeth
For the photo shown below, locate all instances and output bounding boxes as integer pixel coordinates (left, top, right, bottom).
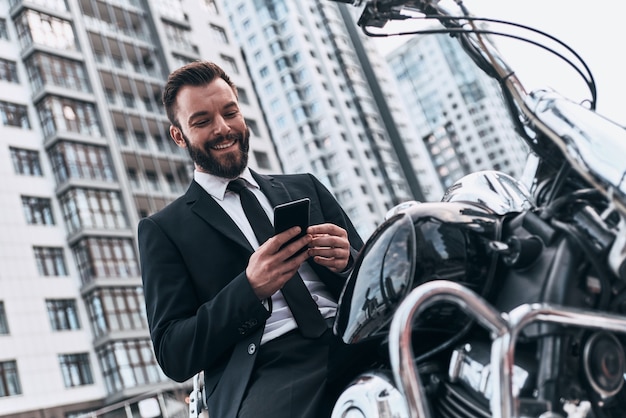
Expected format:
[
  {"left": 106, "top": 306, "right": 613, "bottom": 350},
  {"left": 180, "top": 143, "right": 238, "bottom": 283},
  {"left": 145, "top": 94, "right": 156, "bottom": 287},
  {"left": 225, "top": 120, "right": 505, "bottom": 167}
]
[{"left": 211, "top": 139, "right": 237, "bottom": 150}]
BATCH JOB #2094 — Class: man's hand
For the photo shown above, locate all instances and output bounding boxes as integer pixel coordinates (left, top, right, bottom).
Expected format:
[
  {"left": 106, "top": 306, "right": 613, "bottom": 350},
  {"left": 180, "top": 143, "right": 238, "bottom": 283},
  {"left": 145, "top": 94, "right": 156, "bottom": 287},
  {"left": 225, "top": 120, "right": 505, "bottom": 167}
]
[
  {"left": 246, "top": 227, "right": 311, "bottom": 300},
  {"left": 307, "top": 223, "right": 351, "bottom": 273}
]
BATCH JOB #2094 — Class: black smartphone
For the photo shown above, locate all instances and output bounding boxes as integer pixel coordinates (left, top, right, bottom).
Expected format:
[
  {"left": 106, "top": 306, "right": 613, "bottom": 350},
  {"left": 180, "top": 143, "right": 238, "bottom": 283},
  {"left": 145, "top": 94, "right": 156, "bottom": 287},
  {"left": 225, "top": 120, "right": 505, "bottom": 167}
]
[{"left": 274, "top": 198, "right": 310, "bottom": 254}]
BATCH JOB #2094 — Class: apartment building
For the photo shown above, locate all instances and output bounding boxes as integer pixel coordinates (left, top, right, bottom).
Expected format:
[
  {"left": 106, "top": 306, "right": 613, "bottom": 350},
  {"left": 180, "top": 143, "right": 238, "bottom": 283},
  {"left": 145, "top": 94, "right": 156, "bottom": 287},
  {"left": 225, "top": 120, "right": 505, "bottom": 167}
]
[
  {"left": 386, "top": 32, "right": 529, "bottom": 189},
  {"left": 0, "top": 0, "right": 280, "bottom": 416}
]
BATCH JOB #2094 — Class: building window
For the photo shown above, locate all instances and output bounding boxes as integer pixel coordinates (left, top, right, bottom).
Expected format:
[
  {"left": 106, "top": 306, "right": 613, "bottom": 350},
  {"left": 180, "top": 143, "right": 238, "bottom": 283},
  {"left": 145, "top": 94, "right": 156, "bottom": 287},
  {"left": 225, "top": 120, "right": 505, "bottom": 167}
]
[
  {"left": 34, "top": 246, "right": 68, "bottom": 276},
  {"left": 97, "top": 340, "right": 164, "bottom": 394},
  {"left": 238, "top": 87, "right": 250, "bottom": 104},
  {"left": 72, "top": 237, "right": 139, "bottom": 285},
  {"left": 171, "top": 53, "right": 192, "bottom": 69},
  {"left": 10, "top": 147, "right": 42, "bottom": 176},
  {"left": 25, "top": 53, "right": 90, "bottom": 93},
  {"left": 46, "top": 299, "right": 80, "bottom": 331},
  {"left": 275, "top": 57, "right": 288, "bottom": 71},
  {"left": 134, "top": 131, "right": 147, "bottom": 149},
  {"left": 123, "top": 93, "right": 135, "bottom": 108},
  {"left": 36, "top": 96, "right": 102, "bottom": 139},
  {"left": 202, "top": 0, "right": 219, "bottom": 14},
  {"left": 0, "top": 101, "right": 30, "bottom": 129},
  {"left": 85, "top": 287, "right": 147, "bottom": 338},
  {"left": 58, "top": 353, "right": 93, "bottom": 388},
  {"left": 48, "top": 141, "right": 115, "bottom": 185},
  {"left": 0, "top": 18, "right": 9, "bottom": 40},
  {"left": 220, "top": 54, "right": 238, "bottom": 74},
  {"left": 14, "top": 10, "right": 77, "bottom": 52},
  {"left": 163, "top": 22, "right": 196, "bottom": 53},
  {"left": 209, "top": 24, "right": 228, "bottom": 43},
  {"left": 22, "top": 196, "right": 55, "bottom": 225},
  {"left": 59, "top": 188, "right": 128, "bottom": 235},
  {"left": 154, "top": 0, "right": 186, "bottom": 22},
  {"left": 0, "top": 361, "right": 21, "bottom": 397},
  {"left": 145, "top": 171, "right": 160, "bottom": 191},
  {"left": 253, "top": 151, "right": 271, "bottom": 170},
  {"left": 0, "top": 58, "right": 18, "bottom": 83},
  {"left": 245, "top": 118, "right": 259, "bottom": 136},
  {"left": 0, "top": 302, "right": 8, "bottom": 335}
]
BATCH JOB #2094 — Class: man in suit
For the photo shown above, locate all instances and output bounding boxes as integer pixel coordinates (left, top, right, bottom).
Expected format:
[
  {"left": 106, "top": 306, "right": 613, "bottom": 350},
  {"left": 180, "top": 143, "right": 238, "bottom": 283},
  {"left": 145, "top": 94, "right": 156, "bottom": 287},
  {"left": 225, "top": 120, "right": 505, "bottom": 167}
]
[{"left": 138, "top": 61, "right": 364, "bottom": 417}]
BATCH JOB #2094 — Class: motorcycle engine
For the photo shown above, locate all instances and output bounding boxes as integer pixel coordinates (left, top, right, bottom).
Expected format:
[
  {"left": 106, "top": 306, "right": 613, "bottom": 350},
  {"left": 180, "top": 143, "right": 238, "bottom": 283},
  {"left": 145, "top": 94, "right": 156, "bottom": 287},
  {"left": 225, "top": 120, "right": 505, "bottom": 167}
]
[{"left": 333, "top": 171, "right": 626, "bottom": 418}]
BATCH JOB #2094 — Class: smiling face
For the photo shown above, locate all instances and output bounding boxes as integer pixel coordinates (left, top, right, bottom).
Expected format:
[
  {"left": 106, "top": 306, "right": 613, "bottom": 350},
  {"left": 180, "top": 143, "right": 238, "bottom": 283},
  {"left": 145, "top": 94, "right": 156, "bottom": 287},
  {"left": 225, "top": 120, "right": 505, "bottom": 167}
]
[{"left": 169, "top": 78, "right": 249, "bottom": 178}]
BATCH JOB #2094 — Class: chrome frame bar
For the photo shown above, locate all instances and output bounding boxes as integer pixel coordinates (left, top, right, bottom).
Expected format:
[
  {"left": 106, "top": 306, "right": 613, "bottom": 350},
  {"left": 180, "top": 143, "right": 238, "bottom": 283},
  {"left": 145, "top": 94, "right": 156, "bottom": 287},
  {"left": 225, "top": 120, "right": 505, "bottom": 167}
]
[{"left": 389, "top": 280, "right": 626, "bottom": 418}]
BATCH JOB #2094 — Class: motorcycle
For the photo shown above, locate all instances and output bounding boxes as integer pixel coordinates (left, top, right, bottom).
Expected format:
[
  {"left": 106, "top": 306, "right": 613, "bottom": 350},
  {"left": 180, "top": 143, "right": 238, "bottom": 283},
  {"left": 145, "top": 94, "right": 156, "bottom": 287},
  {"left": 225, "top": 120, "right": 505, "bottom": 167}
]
[{"left": 330, "top": 1, "right": 626, "bottom": 417}]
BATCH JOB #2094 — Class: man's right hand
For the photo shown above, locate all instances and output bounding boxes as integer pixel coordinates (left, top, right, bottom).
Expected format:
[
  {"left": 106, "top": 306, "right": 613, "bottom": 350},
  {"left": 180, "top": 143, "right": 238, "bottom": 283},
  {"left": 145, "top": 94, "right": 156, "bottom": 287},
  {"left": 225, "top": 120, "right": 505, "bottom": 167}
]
[{"left": 246, "top": 227, "right": 312, "bottom": 300}]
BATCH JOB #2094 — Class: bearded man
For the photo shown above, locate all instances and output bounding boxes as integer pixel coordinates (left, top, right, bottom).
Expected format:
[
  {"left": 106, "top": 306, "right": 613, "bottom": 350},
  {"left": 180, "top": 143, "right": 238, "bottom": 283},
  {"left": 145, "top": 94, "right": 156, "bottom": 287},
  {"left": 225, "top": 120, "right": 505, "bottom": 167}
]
[{"left": 138, "top": 61, "right": 364, "bottom": 418}]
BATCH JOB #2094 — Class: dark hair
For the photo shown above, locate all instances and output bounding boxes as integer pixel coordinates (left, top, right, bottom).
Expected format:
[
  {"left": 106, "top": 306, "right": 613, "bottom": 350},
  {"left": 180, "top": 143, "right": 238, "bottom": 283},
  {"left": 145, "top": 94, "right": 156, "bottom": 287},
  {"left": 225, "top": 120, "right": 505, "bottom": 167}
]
[{"left": 162, "top": 61, "right": 237, "bottom": 129}]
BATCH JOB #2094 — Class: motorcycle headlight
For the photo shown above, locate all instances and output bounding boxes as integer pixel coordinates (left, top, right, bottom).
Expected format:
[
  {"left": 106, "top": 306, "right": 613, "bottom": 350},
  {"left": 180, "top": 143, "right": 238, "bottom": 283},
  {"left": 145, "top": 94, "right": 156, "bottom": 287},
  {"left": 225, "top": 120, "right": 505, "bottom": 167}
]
[{"left": 334, "top": 201, "right": 501, "bottom": 345}]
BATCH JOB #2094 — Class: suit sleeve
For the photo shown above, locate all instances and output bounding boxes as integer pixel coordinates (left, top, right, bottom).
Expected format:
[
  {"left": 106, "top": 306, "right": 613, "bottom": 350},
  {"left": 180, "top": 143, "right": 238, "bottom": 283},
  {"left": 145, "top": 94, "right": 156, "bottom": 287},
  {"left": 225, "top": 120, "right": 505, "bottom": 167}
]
[{"left": 138, "top": 217, "right": 270, "bottom": 382}]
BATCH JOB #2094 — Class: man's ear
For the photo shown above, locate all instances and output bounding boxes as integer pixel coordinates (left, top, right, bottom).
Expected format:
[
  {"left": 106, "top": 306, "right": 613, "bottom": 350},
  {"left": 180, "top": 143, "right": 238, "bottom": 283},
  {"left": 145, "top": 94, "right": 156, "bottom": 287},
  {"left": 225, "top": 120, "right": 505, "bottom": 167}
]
[{"left": 170, "top": 125, "right": 187, "bottom": 148}]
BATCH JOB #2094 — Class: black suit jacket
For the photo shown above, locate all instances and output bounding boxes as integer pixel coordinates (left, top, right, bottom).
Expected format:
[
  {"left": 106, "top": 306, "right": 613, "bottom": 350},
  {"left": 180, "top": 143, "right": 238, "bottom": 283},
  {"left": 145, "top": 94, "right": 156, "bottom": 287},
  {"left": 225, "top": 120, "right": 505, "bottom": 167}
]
[{"left": 138, "top": 171, "right": 363, "bottom": 417}]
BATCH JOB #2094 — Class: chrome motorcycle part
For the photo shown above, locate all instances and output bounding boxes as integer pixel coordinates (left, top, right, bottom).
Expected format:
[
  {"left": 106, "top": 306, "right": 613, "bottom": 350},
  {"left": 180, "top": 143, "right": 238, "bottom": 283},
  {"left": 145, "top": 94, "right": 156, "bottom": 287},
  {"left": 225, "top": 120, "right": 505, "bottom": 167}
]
[
  {"left": 529, "top": 90, "right": 626, "bottom": 215},
  {"left": 188, "top": 372, "right": 206, "bottom": 418},
  {"left": 389, "top": 281, "right": 626, "bottom": 418},
  {"left": 608, "top": 218, "right": 626, "bottom": 281},
  {"left": 384, "top": 200, "right": 421, "bottom": 221},
  {"left": 388, "top": 281, "right": 510, "bottom": 418},
  {"left": 442, "top": 171, "right": 535, "bottom": 215},
  {"left": 448, "top": 343, "right": 529, "bottom": 402},
  {"left": 330, "top": 371, "right": 409, "bottom": 418},
  {"left": 334, "top": 201, "right": 501, "bottom": 345},
  {"left": 582, "top": 332, "right": 625, "bottom": 399}
]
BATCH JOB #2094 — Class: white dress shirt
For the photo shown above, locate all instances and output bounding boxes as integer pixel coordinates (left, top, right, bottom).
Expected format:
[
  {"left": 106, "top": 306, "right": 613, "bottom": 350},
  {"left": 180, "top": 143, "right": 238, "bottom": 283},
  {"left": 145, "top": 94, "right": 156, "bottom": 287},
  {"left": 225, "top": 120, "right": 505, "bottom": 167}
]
[{"left": 194, "top": 168, "right": 337, "bottom": 344}]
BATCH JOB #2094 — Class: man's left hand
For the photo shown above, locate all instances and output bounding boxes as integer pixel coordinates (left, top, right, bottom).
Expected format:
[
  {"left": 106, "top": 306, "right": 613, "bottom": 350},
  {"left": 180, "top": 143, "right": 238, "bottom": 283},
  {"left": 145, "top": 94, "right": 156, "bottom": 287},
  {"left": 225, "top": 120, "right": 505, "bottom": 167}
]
[{"left": 307, "top": 223, "right": 351, "bottom": 273}]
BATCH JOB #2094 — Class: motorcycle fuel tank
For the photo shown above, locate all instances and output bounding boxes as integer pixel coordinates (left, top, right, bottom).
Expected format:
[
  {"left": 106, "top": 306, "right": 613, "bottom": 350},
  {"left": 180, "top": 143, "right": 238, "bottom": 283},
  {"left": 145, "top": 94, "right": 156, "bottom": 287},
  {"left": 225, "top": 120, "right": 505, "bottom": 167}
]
[{"left": 334, "top": 201, "right": 502, "bottom": 345}]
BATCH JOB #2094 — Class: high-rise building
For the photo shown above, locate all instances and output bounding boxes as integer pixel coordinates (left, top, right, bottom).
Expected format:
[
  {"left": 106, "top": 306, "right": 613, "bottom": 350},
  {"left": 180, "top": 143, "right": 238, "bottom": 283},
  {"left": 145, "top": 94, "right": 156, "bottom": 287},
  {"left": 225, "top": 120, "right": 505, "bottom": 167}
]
[
  {"left": 221, "top": 0, "right": 448, "bottom": 237},
  {"left": 0, "top": 0, "right": 280, "bottom": 416},
  {"left": 386, "top": 32, "right": 529, "bottom": 189}
]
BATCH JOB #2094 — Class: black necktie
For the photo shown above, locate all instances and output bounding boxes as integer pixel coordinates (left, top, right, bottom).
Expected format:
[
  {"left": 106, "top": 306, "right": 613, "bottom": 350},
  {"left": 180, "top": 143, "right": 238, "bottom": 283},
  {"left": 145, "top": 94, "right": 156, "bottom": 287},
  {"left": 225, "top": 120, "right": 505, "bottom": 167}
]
[{"left": 227, "top": 178, "right": 327, "bottom": 338}]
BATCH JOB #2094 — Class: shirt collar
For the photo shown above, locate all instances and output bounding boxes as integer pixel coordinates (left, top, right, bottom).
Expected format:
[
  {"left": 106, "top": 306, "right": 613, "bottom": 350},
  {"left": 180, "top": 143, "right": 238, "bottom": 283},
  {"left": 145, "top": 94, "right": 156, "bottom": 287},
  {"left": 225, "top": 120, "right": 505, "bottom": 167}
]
[{"left": 193, "top": 167, "right": 259, "bottom": 200}]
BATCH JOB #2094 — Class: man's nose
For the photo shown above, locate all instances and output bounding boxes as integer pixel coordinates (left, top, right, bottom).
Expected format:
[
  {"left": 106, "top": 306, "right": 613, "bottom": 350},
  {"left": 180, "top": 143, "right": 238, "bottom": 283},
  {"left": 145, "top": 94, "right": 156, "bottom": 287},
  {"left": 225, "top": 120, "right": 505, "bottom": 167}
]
[{"left": 214, "top": 116, "right": 231, "bottom": 136}]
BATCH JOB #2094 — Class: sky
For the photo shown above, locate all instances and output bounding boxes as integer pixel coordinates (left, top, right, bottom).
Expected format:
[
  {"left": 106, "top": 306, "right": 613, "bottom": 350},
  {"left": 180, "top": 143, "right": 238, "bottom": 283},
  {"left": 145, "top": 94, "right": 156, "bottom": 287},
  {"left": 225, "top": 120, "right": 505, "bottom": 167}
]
[{"left": 370, "top": 0, "right": 626, "bottom": 126}]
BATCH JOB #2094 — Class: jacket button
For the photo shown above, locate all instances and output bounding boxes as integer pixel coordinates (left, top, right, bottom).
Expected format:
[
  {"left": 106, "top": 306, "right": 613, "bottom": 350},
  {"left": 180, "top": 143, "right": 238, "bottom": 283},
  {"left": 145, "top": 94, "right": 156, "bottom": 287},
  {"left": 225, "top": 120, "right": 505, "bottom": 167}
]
[{"left": 247, "top": 343, "right": 256, "bottom": 355}]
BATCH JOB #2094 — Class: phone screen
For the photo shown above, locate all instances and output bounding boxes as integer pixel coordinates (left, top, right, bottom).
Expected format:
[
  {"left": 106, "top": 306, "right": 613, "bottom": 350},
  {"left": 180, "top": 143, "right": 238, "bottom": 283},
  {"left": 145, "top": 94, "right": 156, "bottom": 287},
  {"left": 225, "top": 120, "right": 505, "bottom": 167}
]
[{"left": 274, "top": 198, "right": 310, "bottom": 254}]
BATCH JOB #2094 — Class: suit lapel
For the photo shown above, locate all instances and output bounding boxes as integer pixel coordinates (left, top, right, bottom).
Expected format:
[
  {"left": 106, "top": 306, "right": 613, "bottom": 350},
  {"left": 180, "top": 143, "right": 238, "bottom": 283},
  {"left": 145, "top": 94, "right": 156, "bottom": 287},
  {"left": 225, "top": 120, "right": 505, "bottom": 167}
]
[
  {"left": 185, "top": 181, "right": 254, "bottom": 252},
  {"left": 184, "top": 173, "right": 295, "bottom": 253},
  {"left": 251, "top": 171, "right": 292, "bottom": 207}
]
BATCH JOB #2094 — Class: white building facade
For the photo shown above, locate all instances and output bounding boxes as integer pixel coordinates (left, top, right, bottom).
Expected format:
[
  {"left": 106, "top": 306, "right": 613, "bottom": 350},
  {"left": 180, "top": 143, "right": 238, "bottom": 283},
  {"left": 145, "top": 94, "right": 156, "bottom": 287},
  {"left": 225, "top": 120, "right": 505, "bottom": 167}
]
[{"left": 0, "top": 0, "right": 280, "bottom": 416}]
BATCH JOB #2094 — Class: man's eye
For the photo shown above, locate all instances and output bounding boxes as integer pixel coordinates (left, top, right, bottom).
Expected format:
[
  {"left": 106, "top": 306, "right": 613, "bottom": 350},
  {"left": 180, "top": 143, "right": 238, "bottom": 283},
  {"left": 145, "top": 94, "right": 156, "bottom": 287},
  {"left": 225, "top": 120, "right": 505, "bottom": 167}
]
[
  {"left": 225, "top": 111, "right": 238, "bottom": 118},
  {"left": 194, "top": 120, "right": 209, "bottom": 126}
]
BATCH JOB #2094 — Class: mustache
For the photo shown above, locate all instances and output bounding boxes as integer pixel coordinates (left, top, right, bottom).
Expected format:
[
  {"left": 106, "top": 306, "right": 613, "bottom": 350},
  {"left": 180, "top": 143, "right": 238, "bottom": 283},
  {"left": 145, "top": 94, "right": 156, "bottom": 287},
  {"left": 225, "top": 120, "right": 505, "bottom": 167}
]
[{"left": 206, "top": 133, "right": 243, "bottom": 149}]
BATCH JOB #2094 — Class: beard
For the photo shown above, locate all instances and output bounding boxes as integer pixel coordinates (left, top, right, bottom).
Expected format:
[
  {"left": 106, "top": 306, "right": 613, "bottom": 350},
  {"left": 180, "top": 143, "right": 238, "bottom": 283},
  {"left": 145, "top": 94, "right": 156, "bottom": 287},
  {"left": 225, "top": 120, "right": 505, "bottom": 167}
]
[{"left": 182, "top": 127, "right": 250, "bottom": 178}]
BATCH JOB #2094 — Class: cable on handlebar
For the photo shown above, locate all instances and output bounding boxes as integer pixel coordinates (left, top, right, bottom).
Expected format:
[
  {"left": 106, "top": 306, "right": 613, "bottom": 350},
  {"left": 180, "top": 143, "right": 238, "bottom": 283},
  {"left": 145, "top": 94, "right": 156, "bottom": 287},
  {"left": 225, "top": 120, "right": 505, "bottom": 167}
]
[{"left": 360, "top": 14, "right": 598, "bottom": 109}]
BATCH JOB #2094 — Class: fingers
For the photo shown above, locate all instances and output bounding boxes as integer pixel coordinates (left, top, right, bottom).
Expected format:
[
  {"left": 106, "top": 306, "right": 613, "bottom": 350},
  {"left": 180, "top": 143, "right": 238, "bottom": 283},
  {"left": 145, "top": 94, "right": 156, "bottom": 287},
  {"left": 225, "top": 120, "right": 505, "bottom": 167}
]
[
  {"left": 306, "top": 223, "right": 350, "bottom": 273},
  {"left": 246, "top": 228, "right": 311, "bottom": 299},
  {"left": 307, "top": 223, "right": 345, "bottom": 237}
]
